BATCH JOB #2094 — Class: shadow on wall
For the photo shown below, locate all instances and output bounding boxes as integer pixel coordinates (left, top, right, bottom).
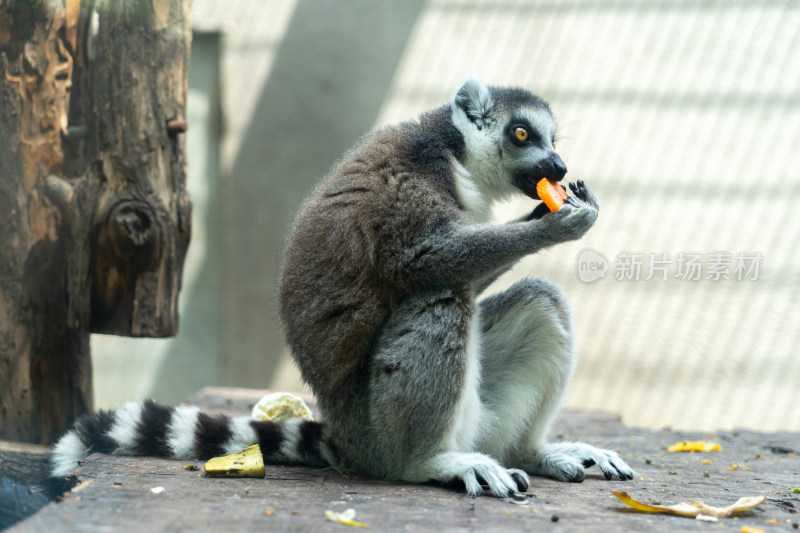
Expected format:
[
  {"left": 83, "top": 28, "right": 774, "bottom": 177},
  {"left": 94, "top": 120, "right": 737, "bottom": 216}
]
[
  {"left": 215, "top": 0, "right": 427, "bottom": 389},
  {"left": 150, "top": 32, "right": 224, "bottom": 402}
]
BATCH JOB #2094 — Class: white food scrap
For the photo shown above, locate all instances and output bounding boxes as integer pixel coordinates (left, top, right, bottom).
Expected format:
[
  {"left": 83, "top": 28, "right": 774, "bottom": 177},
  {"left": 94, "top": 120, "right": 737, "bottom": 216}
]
[
  {"left": 325, "top": 508, "right": 367, "bottom": 528},
  {"left": 251, "top": 392, "right": 315, "bottom": 422}
]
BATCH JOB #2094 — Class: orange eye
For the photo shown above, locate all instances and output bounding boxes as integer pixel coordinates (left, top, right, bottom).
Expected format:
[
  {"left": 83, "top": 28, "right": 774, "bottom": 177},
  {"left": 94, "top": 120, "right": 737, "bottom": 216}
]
[{"left": 513, "top": 127, "right": 528, "bottom": 142}]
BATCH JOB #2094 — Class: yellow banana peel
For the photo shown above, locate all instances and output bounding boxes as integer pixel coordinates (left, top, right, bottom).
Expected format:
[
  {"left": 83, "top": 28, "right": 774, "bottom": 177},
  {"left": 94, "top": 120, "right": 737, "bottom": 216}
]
[
  {"left": 612, "top": 490, "right": 765, "bottom": 518},
  {"left": 203, "top": 444, "right": 264, "bottom": 478},
  {"left": 667, "top": 441, "right": 721, "bottom": 453}
]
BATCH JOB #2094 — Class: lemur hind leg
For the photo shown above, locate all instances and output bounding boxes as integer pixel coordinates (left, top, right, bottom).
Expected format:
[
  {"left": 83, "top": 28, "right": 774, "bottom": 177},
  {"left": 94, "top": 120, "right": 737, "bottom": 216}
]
[
  {"left": 475, "top": 278, "right": 634, "bottom": 482},
  {"left": 363, "top": 288, "right": 528, "bottom": 497}
]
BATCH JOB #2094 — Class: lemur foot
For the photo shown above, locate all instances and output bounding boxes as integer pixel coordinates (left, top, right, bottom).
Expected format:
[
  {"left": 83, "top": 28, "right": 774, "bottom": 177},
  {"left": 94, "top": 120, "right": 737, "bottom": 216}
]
[
  {"left": 525, "top": 442, "right": 635, "bottom": 482},
  {"left": 407, "top": 452, "right": 530, "bottom": 497}
]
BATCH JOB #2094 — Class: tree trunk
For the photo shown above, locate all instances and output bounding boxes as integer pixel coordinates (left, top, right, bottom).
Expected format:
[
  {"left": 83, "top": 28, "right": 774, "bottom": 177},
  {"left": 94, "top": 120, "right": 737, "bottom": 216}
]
[{"left": 0, "top": 0, "right": 192, "bottom": 445}]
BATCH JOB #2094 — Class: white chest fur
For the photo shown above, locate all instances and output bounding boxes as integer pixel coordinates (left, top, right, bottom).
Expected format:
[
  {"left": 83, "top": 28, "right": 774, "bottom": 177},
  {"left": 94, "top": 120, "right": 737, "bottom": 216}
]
[{"left": 448, "top": 155, "right": 492, "bottom": 223}]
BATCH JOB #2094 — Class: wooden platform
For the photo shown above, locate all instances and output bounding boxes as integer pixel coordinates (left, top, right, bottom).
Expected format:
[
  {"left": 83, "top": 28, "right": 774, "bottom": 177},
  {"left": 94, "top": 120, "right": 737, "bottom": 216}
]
[{"left": 9, "top": 387, "right": 800, "bottom": 532}]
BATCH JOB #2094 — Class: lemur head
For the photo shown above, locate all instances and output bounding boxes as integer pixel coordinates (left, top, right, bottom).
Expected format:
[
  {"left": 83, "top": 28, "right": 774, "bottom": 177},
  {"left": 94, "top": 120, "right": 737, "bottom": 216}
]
[{"left": 450, "top": 74, "right": 566, "bottom": 201}]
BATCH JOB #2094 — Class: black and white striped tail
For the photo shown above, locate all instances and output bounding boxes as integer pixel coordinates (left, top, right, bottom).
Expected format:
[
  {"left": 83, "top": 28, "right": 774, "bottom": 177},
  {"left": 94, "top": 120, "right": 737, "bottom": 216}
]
[{"left": 50, "top": 399, "right": 335, "bottom": 478}]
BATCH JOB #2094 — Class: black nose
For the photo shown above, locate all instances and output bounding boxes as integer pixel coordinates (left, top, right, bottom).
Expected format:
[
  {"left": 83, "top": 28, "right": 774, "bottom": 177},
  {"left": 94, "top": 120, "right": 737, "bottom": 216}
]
[{"left": 550, "top": 154, "right": 567, "bottom": 181}]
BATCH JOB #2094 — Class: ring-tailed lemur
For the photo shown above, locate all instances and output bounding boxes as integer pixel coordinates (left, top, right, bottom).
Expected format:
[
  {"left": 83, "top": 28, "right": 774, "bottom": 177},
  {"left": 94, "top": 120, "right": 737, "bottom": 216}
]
[{"left": 51, "top": 74, "right": 634, "bottom": 497}]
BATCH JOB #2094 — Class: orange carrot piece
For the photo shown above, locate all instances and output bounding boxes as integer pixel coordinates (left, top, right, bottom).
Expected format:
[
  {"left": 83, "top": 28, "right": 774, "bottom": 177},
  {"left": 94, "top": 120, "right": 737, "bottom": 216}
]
[{"left": 536, "top": 178, "right": 568, "bottom": 212}]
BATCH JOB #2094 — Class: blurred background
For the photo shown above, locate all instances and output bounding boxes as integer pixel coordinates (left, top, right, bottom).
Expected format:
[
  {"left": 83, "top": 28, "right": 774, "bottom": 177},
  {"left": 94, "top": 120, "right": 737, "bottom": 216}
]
[{"left": 92, "top": 0, "right": 800, "bottom": 432}]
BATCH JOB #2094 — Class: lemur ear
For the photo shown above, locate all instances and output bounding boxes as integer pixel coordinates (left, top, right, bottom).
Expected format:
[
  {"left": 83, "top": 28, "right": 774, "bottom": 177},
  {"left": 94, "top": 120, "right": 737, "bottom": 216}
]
[{"left": 452, "top": 73, "right": 494, "bottom": 128}]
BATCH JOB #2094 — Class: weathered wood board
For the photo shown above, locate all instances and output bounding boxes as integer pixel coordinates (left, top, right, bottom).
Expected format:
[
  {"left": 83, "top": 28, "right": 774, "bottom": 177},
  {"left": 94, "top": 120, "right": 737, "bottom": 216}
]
[
  {"left": 9, "top": 388, "right": 800, "bottom": 532},
  {"left": 0, "top": 440, "right": 51, "bottom": 486}
]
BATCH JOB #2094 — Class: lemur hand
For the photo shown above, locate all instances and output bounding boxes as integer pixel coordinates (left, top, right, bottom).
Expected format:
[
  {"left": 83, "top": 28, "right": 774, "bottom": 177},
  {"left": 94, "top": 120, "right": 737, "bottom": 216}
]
[
  {"left": 566, "top": 179, "right": 599, "bottom": 211},
  {"left": 526, "top": 180, "right": 598, "bottom": 221},
  {"left": 540, "top": 180, "right": 598, "bottom": 242}
]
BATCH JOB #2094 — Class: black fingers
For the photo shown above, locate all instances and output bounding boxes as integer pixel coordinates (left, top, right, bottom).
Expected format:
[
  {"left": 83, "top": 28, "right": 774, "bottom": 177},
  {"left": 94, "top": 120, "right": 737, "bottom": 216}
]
[
  {"left": 510, "top": 471, "right": 530, "bottom": 492},
  {"left": 568, "top": 180, "right": 588, "bottom": 199},
  {"left": 600, "top": 461, "right": 634, "bottom": 481},
  {"left": 615, "top": 464, "right": 635, "bottom": 480},
  {"left": 566, "top": 468, "right": 586, "bottom": 483},
  {"left": 567, "top": 180, "right": 599, "bottom": 210}
]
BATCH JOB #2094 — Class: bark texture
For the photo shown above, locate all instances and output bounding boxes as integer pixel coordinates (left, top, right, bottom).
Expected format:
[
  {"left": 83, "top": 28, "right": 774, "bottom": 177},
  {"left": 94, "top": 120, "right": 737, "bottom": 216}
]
[{"left": 0, "top": 0, "right": 192, "bottom": 444}]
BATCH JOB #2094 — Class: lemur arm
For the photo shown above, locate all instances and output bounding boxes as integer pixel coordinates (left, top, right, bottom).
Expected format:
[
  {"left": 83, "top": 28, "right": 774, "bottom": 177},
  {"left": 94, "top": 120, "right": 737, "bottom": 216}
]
[
  {"left": 404, "top": 221, "right": 556, "bottom": 288},
  {"left": 390, "top": 181, "right": 597, "bottom": 291},
  {"left": 400, "top": 206, "right": 594, "bottom": 290},
  {"left": 472, "top": 201, "right": 555, "bottom": 293}
]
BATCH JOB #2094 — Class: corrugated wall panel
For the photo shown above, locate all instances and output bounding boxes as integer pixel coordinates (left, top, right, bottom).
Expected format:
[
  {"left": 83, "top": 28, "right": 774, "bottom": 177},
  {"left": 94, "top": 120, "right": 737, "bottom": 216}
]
[{"left": 377, "top": 0, "right": 800, "bottom": 431}]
